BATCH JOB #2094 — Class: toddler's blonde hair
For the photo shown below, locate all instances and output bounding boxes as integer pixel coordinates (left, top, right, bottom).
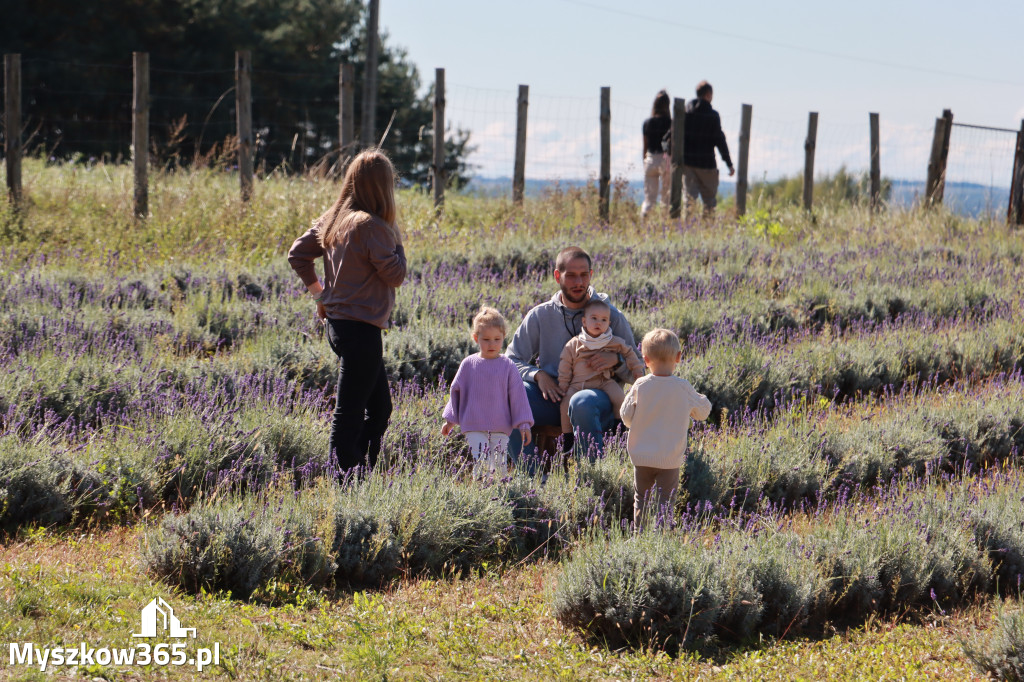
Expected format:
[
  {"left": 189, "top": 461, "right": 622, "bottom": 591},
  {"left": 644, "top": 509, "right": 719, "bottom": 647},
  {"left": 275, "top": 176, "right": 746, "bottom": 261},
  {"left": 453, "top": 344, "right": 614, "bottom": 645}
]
[
  {"left": 472, "top": 306, "right": 507, "bottom": 337},
  {"left": 641, "top": 328, "right": 681, "bottom": 363}
]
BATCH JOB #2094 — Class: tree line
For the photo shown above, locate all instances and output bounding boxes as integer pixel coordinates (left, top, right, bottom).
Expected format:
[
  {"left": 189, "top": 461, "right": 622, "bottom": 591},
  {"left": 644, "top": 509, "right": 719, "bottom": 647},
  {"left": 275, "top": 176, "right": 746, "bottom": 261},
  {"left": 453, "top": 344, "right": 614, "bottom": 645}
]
[{"left": 1, "top": 0, "right": 472, "bottom": 187}]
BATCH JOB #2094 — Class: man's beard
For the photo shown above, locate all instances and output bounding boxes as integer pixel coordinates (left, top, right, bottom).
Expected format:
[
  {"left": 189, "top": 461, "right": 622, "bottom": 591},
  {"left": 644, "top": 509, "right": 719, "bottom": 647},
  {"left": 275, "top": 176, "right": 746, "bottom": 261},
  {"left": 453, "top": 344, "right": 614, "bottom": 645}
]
[{"left": 560, "top": 283, "right": 588, "bottom": 304}]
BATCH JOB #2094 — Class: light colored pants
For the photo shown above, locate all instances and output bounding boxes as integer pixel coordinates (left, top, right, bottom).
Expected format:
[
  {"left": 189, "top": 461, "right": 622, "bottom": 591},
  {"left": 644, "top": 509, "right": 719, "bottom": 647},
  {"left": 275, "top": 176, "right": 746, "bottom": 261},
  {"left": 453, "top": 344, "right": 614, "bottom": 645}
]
[
  {"left": 682, "top": 165, "right": 719, "bottom": 217},
  {"left": 633, "top": 465, "right": 680, "bottom": 529},
  {"left": 641, "top": 152, "right": 671, "bottom": 217},
  {"left": 465, "top": 431, "right": 509, "bottom": 478}
]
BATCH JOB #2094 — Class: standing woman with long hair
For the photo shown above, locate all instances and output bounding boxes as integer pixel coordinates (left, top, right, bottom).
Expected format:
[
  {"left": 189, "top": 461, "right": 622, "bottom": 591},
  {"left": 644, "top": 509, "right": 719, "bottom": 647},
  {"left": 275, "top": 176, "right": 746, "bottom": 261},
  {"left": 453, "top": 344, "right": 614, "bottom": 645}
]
[
  {"left": 641, "top": 90, "right": 672, "bottom": 218},
  {"left": 288, "top": 150, "right": 407, "bottom": 477}
]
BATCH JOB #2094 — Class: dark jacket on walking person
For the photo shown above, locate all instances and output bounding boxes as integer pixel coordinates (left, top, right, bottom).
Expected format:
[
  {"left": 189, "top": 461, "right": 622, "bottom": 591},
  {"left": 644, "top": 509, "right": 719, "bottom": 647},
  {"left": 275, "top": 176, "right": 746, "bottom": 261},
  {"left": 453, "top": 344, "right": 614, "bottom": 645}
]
[{"left": 683, "top": 97, "right": 733, "bottom": 171}]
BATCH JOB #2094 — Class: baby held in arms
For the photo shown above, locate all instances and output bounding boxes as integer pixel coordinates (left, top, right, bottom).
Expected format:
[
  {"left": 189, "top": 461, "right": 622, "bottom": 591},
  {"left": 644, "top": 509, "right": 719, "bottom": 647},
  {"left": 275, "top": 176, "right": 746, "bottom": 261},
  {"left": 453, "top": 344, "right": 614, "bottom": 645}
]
[{"left": 556, "top": 299, "right": 645, "bottom": 434}]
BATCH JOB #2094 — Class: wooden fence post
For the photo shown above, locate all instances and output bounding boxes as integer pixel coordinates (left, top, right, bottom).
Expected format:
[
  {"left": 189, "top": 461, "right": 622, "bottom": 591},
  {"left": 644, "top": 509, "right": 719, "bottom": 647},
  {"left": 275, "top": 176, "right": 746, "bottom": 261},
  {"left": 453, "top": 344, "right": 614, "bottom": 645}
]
[
  {"left": 235, "top": 50, "right": 253, "bottom": 202},
  {"left": 669, "top": 97, "right": 685, "bottom": 219},
  {"left": 1009, "top": 119, "right": 1024, "bottom": 225},
  {"left": 4, "top": 53, "right": 22, "bottom": 207},
  {"left": 736, "top": 103, "right": 752, "bottom": 217},
  {"left": 132, "top": 52, "right": 149, "bottom": 219},
  {"left": 360, "top": 0, "right": 380, "bottom": 146},
  {"left": 339, "top": 63, "right": 355, "bottom": 160},
  {"left": 513, "top": 84, "right": 528, "bottom": 205},
  {"left": 599, "top": 86, "right": 610, "bottom": 223},
  {"left": 925, "top": 114, "right": 950, "bottom": 207},
  {"left": 937, "top": 109, "right": 953, "bottom": 203},
  {"left": 869, "top": 112, "right": 880, "bottom": 212},
  {"left": 803, "top": 111, "right": 818, "bottom": 211},
  {"left": 432, "top": 67, "right": 445, "bottom": 211}
]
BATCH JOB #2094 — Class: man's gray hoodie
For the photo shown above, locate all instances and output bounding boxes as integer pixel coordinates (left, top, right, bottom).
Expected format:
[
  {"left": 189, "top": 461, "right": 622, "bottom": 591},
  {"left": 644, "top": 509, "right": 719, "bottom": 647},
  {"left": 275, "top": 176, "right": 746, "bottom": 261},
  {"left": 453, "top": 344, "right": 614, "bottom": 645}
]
[{"left": 506, "top": 287, "right": 636, "bottom": 383}]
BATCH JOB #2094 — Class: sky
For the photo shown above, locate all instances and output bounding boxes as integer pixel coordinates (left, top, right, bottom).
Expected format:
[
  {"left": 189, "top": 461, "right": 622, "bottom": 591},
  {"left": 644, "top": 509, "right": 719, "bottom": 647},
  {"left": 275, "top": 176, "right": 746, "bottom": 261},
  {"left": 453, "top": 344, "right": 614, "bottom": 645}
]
[{"left": 379, "top": 0, "right": 1024, "bottom": 185}]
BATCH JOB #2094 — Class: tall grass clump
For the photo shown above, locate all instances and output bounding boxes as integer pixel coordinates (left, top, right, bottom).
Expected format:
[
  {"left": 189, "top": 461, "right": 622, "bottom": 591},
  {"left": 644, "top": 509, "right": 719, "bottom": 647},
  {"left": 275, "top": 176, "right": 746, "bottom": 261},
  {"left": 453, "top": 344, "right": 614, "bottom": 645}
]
[{"left": 964, "top": 607, "right": 1024, "bottom": 681}]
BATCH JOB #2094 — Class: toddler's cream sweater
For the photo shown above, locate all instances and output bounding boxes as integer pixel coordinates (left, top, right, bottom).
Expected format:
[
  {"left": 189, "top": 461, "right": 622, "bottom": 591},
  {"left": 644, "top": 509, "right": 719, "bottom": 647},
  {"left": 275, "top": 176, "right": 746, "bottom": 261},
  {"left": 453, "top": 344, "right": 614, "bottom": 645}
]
[{"left": 620, "top": 374, "right": 711, "bottom": 469}]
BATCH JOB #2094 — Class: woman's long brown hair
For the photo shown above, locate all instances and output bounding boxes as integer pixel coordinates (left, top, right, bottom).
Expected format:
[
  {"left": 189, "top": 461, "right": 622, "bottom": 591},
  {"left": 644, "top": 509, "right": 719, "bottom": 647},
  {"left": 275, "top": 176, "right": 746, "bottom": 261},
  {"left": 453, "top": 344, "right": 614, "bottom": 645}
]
[
  {"left": 651, "top": 90, "right": 670, "bottom": 118},
  {"left": 318, "top": 150, "right": 401, "bottom": 248}
]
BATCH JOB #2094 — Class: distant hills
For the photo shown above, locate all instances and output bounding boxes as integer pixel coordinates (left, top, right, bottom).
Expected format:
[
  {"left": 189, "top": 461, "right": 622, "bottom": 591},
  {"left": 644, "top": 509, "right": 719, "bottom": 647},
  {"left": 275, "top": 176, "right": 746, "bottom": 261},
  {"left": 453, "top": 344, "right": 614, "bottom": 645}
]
[{"left": 465, "top": 177, "right": 1012, "bottom": 219}]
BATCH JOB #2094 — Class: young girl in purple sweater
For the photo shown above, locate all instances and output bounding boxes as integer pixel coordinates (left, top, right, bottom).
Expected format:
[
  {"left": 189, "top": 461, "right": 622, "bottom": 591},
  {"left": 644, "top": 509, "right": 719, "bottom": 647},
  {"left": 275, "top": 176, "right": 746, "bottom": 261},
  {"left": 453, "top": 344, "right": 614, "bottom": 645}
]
[{"left": 442, "top": 307, "right": 533, "bottom": 477}]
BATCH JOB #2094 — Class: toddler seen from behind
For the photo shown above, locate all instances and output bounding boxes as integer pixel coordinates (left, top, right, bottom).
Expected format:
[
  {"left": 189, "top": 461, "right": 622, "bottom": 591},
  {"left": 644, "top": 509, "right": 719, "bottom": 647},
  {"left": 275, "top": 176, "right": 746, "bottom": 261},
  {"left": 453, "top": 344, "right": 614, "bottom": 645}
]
[
  {"left": 442, "top": 307, "right": 533, "bottom": 477},
  {"left": 620, "top": 328, "right": 711, "bottom": 529}
]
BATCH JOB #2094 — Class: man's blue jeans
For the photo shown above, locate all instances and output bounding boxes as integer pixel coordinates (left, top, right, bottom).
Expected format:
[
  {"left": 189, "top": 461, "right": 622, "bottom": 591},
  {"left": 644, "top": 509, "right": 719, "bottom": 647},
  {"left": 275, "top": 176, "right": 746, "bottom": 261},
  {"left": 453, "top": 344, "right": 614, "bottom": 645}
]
[{"left": 508, "top": 380, "right": 614, "bottom": 471}]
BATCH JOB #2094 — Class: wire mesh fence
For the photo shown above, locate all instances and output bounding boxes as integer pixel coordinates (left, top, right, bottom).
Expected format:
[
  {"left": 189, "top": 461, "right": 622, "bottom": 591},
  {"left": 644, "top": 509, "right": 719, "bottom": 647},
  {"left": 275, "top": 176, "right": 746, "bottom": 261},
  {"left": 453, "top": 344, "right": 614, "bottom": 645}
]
[
  {"left": 945, "top": 123, "right": 1017, "bottom": 215},
  {"left": 7, "top": 58, "right": 345, "bottom": 172},
  {"left": 2, "top": 55, "right": 1021, "bottom": 218},
  {"left": 21, "top": 58, "right": 135, "bottom": 160}
]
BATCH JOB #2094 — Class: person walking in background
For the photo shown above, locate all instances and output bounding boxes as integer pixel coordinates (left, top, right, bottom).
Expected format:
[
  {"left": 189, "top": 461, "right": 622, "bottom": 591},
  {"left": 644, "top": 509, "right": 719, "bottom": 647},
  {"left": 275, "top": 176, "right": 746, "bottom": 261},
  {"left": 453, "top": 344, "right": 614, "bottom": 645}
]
[
  {"left": 621, "top": 328, "right": 711, "bottom": 530},
  {"left": 441, "top": 307, "right": 533, "bottom": 478},
  {"left": 288, "top": 150, "right": 407, "bottom": 479},
  {"left": 641, "top": 90, "right": 673, "bottom": 219},
  {"left": 683, "top": 80, "right": 734, "bottom": 219}
]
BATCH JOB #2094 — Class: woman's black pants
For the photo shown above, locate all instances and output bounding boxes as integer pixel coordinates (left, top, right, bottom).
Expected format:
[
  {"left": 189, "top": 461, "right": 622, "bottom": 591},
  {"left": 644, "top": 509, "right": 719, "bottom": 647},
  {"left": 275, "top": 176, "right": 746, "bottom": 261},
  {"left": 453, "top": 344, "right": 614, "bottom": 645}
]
[{"left": 326, "top": 318, "right": 392, "bottom": 475}]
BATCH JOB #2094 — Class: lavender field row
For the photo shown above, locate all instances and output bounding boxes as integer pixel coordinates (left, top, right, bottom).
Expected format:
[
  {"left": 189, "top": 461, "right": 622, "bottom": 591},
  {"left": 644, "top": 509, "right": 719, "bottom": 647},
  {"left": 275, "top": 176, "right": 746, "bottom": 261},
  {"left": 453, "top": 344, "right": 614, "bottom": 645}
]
[
  {"left": 3, "top": 236, "right": 1020, "bottom": 351},
  {"left": 554, "top": 468, "right": 1024, "bottom": 652},
  {"left": 7, "top": 373, "right": 1022, "bottom": 568},
  {"left": 4, "top": 307, "right": 1022, "bottom": 448},
  {"left": 135, "top": 400, "right": 1024, "bottom": 653}
]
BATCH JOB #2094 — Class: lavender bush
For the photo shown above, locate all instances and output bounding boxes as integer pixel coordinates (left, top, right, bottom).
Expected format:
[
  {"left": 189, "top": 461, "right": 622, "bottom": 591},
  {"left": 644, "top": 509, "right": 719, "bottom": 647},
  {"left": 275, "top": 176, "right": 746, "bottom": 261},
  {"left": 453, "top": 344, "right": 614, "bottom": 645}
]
[
  {"left": 964, "top": 608, "right": 1024, "bottom": 681},
  {"left": 553, "top": 469, "right": 1021, "bottom": 652}
]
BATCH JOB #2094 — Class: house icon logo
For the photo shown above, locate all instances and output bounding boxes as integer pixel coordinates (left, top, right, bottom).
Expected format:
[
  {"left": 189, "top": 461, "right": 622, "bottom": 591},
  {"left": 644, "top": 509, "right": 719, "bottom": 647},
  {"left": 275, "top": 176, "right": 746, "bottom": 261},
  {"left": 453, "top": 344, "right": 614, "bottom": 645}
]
[{"left": 133, "top": 597, "right": 196, "bottom": 639}]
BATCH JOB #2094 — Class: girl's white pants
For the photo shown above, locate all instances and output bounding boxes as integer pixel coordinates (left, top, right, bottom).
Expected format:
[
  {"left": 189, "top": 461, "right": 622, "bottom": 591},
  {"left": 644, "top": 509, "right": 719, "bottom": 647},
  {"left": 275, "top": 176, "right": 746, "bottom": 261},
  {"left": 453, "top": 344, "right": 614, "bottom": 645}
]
[{"left": 464, "top": 431, "right": 509, "bottom": 477}]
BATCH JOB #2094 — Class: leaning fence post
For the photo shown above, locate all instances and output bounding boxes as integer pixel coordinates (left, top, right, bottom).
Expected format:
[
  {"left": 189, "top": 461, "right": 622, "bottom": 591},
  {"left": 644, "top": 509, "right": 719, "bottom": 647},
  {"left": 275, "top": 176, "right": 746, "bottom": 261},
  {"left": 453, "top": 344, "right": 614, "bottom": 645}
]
[
  {"left": 432, "top": 67, "right": 445, "bottom": 212},
  {"left": 513, "top": 84, "right": 528, "bottom": 205},
  {"left": 937, "top": 109, "right": 953, "bottom": 203},
  {"left": 869, "top": 112, "right": 880, "bottom": 212},
  {"left": 235, "top": 50, "right": 253, "bottom": 202},
  {"left": 926, "top": 114, "right": 950, "bottom": 207},
  {"left": 736, "top": 103, "right": 752, "bottom": 217},
  {"left": 1009, "top": 119, "right": 1024, "bottom": 225},
  {"left": 803, "top": 111, "right": 818, "bottom": 211},
  {"left": 132, "top": 52, "right": 149, "bottom": 219},
  {"left": 599, "top": 86, "right": 610, "bottom": 223},
  {"left": 4, "top": 53, "right": 22, "bottom": 207},
  {"left": 669, "top": 97, "right": 685, "bottom": 219}
]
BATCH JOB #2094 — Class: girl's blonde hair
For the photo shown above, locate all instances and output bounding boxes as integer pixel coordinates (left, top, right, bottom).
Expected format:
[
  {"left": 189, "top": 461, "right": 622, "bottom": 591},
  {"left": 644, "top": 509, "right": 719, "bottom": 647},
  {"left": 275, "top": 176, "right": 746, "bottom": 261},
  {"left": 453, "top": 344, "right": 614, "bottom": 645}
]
[
  {"left": 641, "top": 328, "right": 681, "bottom": 363},
  {"left": 318, "top": 150, "right": 401, "bottom": 249},
  {"left": 472, "top": 306, "right": 507, "bottom": 337}
]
